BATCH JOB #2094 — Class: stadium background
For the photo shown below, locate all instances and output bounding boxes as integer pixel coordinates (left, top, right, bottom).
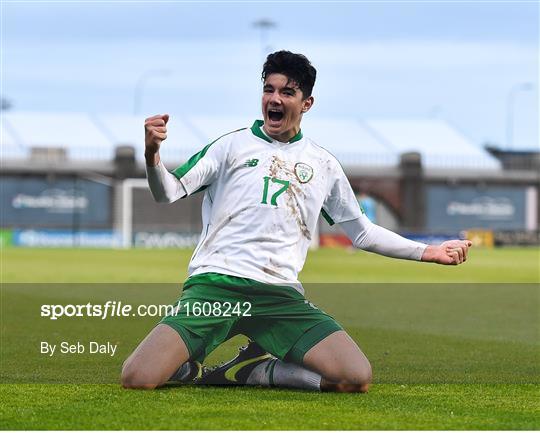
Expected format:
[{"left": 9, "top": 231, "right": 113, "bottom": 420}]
[
  {"left": 2, "top": 111, "right": 538, "bottom": 249},
  {"left": 2, "top": 2, "right": 538, "bottom": 252}
]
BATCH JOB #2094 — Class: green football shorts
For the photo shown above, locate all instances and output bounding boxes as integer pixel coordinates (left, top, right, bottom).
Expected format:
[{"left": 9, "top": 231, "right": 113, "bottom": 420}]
[{"left": 160, "top": 272, "right": 342, "bottom": 364}]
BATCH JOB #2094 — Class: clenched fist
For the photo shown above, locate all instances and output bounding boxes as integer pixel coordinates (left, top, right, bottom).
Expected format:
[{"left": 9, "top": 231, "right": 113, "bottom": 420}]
[
  {"left": 422, "top": 239, "right": 473, "bottom": 265},
  {"left": 144, "top": 114, "right": 169, "bottom": 166}
]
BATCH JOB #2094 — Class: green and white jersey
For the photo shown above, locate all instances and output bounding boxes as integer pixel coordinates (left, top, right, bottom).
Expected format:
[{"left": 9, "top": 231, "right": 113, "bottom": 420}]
[{"left": 171, "top": 120, "right": 362, "bottom": 291}]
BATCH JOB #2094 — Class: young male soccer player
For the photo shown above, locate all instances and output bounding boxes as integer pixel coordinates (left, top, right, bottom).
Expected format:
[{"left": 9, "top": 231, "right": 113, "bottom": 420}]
[{"left": 121, "top": 51, "right": 472, "bottom": 393}]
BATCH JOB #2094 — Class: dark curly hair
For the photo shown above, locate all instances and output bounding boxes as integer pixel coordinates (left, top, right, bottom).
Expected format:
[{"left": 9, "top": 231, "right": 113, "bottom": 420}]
[{"left": 261, "top": 50, "right": 317, "bottom": 99}]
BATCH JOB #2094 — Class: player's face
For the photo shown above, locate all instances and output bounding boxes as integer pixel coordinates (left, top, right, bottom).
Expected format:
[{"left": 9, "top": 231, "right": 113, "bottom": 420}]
[{"left": 261, "top": 73, "right": 314, "bottom": 143}]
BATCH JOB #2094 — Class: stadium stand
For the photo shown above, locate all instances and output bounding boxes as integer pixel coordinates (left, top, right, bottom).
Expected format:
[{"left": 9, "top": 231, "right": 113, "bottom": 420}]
[
  {"left": 3, "top": 111, "right": 501, "bottom": 170},
  {"left": 2, "top": 111, "right": 538, "bottom": 248}
]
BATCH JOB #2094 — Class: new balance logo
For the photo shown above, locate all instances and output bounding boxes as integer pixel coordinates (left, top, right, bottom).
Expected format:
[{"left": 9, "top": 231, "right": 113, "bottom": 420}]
[{"left": 244, "top": 158, "right": 259, "bottom": 167}]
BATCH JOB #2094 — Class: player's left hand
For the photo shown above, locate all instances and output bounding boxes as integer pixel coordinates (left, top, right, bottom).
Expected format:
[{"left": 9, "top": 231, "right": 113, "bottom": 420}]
[{"left": 422, "top": 240, "right": 473, "bottom": 265}]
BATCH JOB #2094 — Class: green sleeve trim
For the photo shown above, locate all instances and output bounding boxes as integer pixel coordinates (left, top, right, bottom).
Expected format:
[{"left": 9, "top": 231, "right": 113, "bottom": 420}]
[
  {"left": 321, "top": 208, "right": 335, "bottom": 226},
  {"left": 171, "top": 127, "right": 246, "bottom": 183},
  {"left": 193, "top": 185, "right": 209, "bottom": 194},
  {"left": 172, "top": 142, "right": 213, "bottom": 180}
]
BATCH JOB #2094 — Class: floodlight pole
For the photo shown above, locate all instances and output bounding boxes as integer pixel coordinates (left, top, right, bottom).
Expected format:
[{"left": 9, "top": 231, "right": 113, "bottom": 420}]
[
  {"left": 133, "top": 69, "right": 172, "bottom": 115},
  {"left": 253, "top": 19, "right": 277, "bottom": 59},
  {"left": 506, "top": 82, "right": 533, "bottom": 149}
]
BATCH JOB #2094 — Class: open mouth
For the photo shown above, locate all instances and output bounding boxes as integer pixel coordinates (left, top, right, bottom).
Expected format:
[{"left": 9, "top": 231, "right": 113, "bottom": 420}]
[{"left": 268, "top": 109, "right": 284, "bottom": 123}]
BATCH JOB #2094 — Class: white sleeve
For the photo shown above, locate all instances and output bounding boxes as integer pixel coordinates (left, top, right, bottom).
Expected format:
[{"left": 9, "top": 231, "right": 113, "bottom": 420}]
[
  {"left": 146, "top": 160, "right": 187, "bottom": 203},
  {"left": 339, "top": 215, "right": 428, "bottom": 261},
  {"left": 171, "top": 136, "right": 228, "bottom": 196},
  {"left": 322, "top": 162, "right": 363, "bottom": 225}
]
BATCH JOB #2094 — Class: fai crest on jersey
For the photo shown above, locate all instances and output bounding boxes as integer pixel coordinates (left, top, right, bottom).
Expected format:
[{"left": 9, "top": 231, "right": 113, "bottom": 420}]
[{"left": 294, "top": 162, "right": 313, "bottom": 183}]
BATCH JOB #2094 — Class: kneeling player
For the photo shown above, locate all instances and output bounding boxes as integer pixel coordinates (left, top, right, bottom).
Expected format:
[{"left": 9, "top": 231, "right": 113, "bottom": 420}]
[{"left": 121, "top": 51, "right": 471, "bottom": 392}]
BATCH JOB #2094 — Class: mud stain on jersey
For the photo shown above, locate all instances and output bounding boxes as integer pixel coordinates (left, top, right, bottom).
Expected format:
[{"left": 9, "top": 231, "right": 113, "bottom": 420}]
[
  {"left": 263, "top": 257, "right": 285, "bottom": 278},
  {"left": 285, "top": 188, "right": 311, "bottom": 240},
  {"left": 268, "top": 155, "right": 282, "bottom": 178},
  {"left": 262, "top": 266, "right": 283, "bottom": 278},
  {"left": 269, "top": 155, "right": 295, "bottom": 178},
  {"left": 210, "top": 249, "right": 230, "bottom": 266},
  {"left": 269, "top": 155, "right": 311, "bottom": 240},
  {"left": 197, "top": 207, "right": 251, "bottom": 254}
]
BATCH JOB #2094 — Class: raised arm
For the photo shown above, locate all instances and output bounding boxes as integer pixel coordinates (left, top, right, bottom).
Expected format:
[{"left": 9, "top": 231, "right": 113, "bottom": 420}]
[
  {"left": 144, "top": 114, "right": 186, "bottom": 203},
  {"left": 339, "top": 215, "right": 472, "bottom": 265}
]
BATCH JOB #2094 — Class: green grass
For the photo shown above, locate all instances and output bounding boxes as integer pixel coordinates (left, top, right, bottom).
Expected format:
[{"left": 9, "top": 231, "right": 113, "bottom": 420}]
[
  {"left": 2, "top": 384, "right": 538, "bottom": 430},
  {"left": 0, "top": 246, "right": 538, "bottom": 283},
  {"left": 1, "top": 247, "right": 539, "bottom": 430}
]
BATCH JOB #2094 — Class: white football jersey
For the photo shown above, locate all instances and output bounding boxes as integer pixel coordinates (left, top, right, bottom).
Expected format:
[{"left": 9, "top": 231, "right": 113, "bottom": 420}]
[{"left": 172, "top": 120, "right": 363, "bottom": 292}]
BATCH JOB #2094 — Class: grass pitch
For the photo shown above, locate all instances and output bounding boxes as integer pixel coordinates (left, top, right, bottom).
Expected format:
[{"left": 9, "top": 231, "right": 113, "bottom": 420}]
[{"left": 1, "top": 247, "right": 539, "bottom": 430}]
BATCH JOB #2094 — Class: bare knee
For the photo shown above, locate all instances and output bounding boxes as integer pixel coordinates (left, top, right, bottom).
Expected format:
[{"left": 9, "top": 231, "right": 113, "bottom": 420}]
[
  {"left": 121, "top": 359, "right": 158, "bottom": 390},
  {"left": 350, "top": 360, "right": 372, "bottom": 392},
  {"left": 322, "top": 361, "right": 372, "bottom": 393}
]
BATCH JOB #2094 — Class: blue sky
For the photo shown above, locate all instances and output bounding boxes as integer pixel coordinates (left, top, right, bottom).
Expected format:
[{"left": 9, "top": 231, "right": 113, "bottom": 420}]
[{"left": 2, "top": 1, "right": 538, "bottom": 149}]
